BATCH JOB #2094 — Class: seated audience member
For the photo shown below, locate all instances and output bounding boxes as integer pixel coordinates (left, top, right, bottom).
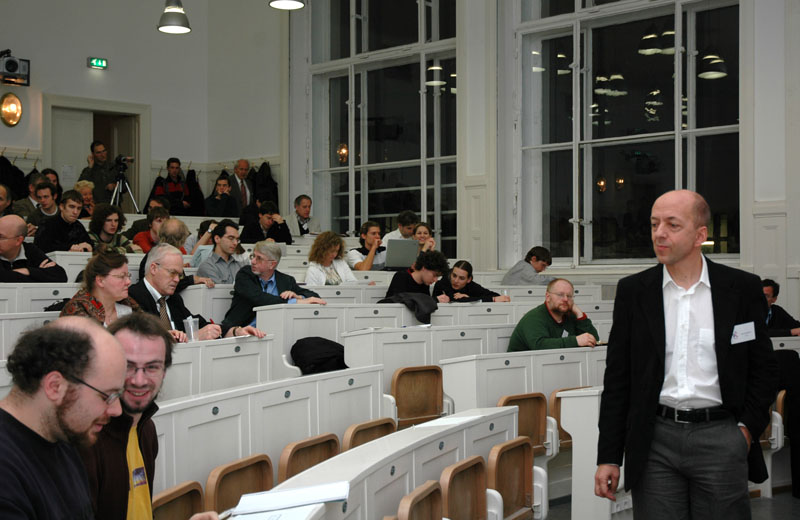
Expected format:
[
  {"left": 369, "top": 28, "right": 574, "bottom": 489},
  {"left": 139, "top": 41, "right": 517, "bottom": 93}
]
[
  {"left": 508, "top": 278, "right": 598, "bottom": 351},
  {"left": 33, "top": 190, "right": 93, "bottom": 253},
  {"left": 763, "top": 278, "right": 800, "bottom": 336},
  {"left": 123, "top": 197, "right": 170, "bottom": 239},
  {"left": 305, "top": 231, "right": 357, "bottom": 286},
  {"left": 240, "top": 200, "right": 293, "bottom": 244},
  {"left": 60, "top": 249, "right": 140, "bottom": 326},
  {"left": 0, "top": 215, "right": 67, "bottom": 282},
  {"left": 286, "top": 194, "right": 321, "bottom": 236},
  {"left": 382, "top": 210, "right": 418, "bottom": 252},
  {"left": 153, "top": 157, "right": 191, "bottom": 214},
  {"left": 26, "top": 181, "right": 60, "bottom": 230},
  {"left": 12, "top": 171, "right": 45, "bottom": 222},
  {"left": 221, "top": 242, "right": 326, "bottom": 335},
  {"left": 413, "top": 222, "right": 436, "bottom": 253},
  {"left": 189, "top": 220, "right": 218, "bottom": 266},
  {"left": 75, "top": 180, "right": 96, "bottom": 219},
  {"left": 205, "top": 175, "right": 237, "bottom": 217},
  {"left": 385, "top": 250, "right": 450, "bottom": 301},
  {"left": 433, "top": 260, "right": 510, "bottom": 303},
  {"left": 139, "top": 218, "right": 214, "bottom": 292},
  {"left": 88, "top": 203, "right": 140, "bottom": 254},
  {"left": 129, "top": 243, "right": 263, "bottom": 342},
  {"left": 80, "top": 313, "right": 219, "bottom": 520},
  {"left": 501, "top": 245, "right": 555, "bottom": 285},
  {"left": 132, "top": 206, "right": 170, "bottom": 253},
  {"left": 0, "top": 183, "right": 13, "bottom": 217},
  {"left": 346, "top": 221, "right": 386, "bottom": 271},
  {"left": 197, "top": 219, "right": 244, "bottom": 284},
  {"left": 42, "top": 168, "right": 63, "bottom": 204},
  {"left": 79, "top": 139, "right": 116, "bottom": 203}
]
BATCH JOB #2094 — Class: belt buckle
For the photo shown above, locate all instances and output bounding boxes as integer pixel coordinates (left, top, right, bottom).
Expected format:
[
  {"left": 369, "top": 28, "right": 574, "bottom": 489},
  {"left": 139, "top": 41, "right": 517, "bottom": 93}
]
[{"left": 673, "top": 408, "right": 691, "bottom": 424}]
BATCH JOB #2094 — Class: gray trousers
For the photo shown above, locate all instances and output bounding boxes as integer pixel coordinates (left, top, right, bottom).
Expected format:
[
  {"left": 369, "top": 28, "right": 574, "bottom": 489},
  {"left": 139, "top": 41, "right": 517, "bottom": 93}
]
[{"left": 631, "top": 415, "right": 751, "bottom": 520}]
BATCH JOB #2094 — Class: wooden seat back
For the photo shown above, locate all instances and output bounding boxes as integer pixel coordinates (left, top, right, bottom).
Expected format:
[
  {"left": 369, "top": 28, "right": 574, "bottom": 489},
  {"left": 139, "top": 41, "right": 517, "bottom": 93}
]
[
  {"left": 497, "top": 392, "right": 547, "bottom": 455},
  {"left": 487, "top": 437, "right": 533, "bottom": 520},
  {"left": 391, "top": 365, "right": 443, "bottom": 429},
  {"left": 549, "top": 386, "right": 590, "bottom": 449},
  {"left": 392, "top": 480, "right": 443, "bottom": 520},
  {"left": 152, "top": 480, "right": 204, "bottom": 520},
  {"left": 278, "top": 432, "right": 340, "bottom": 482},
  {"left": 440, "top": 455, "right": 487, "bottom": 520},
  {"left": 205, "top": 454, "right": 273, "bottom": 512},
  {"left": 342, "top": 417, "right": 397, "bottom": 451}
]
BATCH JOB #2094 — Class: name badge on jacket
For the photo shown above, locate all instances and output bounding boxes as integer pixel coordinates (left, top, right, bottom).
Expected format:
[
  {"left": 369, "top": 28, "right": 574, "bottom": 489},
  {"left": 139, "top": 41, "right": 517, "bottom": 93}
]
[{"left": 731, "top": 321, "right": 755, "bottom": 344}]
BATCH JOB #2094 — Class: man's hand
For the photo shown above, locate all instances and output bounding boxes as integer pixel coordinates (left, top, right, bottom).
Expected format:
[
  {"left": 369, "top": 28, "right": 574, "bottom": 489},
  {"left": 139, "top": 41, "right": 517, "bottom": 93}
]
[
  {"left": 198, "top": 324, "right": 222, "bottom": 340},
  {"left": 493, "top": 294, "right": 511, "bottom": 302},
  {"left": 571, "top": 302, "right": 585, "bottom": 318},
  {"left": 231, "top": 326, "right": 266, "bottom": 338},
  {"left": 182, "top": 200, "right": 190, "bottom": 208},
  {"left": 26, "top": 223, "right": 37, "bottom": 237},
  {"left": 576, "top": 332, "right": 597, "bottom": 347},
  {"left": 740, "top": 425, "right": 752, "bottom": 453},
  {"left": 271, "top": 213, "right": 284, "bottom": 225},
  {"left": 594, "top": 464, "right": 620, "bottom": 500},
  {"left": 436, "top": 293, "right": 450, "bottom": 303},
  {"left": 189, "top": 512, "right": 219, "bottom": 520},
  {"left": 87, "top": 154, "right": 94, "bottom": 167},
  {"left": 12, "top": 268, "right": 30, "bottom": 276},
  {"left": 38, "top": 258, "right": 55, "bottom": 269},
  {"left": 280, "top": 290, "right": 297, "bottom": 300},
  {"left": 69, "top": 242, "right": 93, "bottom": 252},
  {"left": 129, "top": 244, "right": 143, "bottom": 253},
  {"left": 169, "top": 330, "right": 187, "bottom": 343},
  {"left": 106, "top": 183, "right": 115, "bottom": 192},
  {"left": 194, "top": 276, "right": 215, "bottom": 288},
  {"left": 297, "top": 297, "right": 327, "bottom": 305},
  {"left": 370, "top": 238, "right": 382, "bottom": 251},
  {"left": 791, "top": 327, "right": 800, "bottom": 336}
]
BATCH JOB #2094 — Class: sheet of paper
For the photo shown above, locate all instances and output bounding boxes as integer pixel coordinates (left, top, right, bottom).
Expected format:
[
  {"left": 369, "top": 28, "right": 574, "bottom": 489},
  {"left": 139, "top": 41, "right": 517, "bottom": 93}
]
[
  {"left": 415, "top": 415, "right": 477, "bottom": 427},
  {"left": 231, "top": 503, "right": 323, "bottom": 519},
  {"left": 233, "top": 481, "right": 348, "bottom": 515}
]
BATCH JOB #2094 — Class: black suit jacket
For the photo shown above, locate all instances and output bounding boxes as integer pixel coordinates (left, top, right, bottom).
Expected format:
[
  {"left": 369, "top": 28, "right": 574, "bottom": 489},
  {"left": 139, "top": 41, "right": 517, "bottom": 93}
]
[
  {"left": 228, "top": 177, "right": 255, "bottom": 217},
  {"left": 221, "top": 266, "right": 319, "bottom": 334},
  {"left": 240, "top": 222, "right": 292, "bottom": 245},
  {"left": 598, "top": 258, "right": 778, "bottom": 490},
  {"left": 128, "top": 280, "right": 208, "bottom": 332}
]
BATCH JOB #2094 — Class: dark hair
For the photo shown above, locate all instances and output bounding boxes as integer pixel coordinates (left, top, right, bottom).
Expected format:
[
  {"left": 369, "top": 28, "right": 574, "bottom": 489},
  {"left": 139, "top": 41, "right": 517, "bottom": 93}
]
[
  {"left": 294, "top": 194, "right": 311, "bottom": 207},
  {"left": 83, "top": 248, "right": 129, "bottom": 292},
  {"left": 167, "top": 157, "right": 181, "bottom": 168},
  {"left": 90, "top": 140, "right": 105, "bottom": 153},
  {"left": 397, "top": 210, "right": 418, "bottom": 227},
  {"left": 450, "top": 260, "right": 473, "bottom": 279},
  {"left": 212, "top": 219, "right": 238, "bottom": 244},
  {"left": 147, "top": 206, "right": 170, "bottom": 226},
  {"left": 7, "top": 326, "right": 94, "bottom": 395},
  {"left": 413, "top": 222, "right": 432, "bottom": 236},
  {"left": 41, "top": 168, "right": 60, "bottom": 185},
  {"left": 308, "top": 231, "right": 346, "bottom": 263},
  {"left": 413, "top": 250, "right": 449, "bottom": 275},
  {"left": 524, "top": 246, "right": 552, "bottom": 265},
  {"left": 358, "top": 220, "right": 380, "bottom": 247},
  {"left": 215, "top": 176, "right": 229, "bottom": 186},
  {"left": 60, "top": 189, "right": 83, "bottom": 206},
  {"left": 149, "top": 196, "right": 171, "bottom": 211},
  {"left": 762, "top": 278, "right": 780, "bottom": 298},
  {"left": 108, "top": 312, "right": 175, "bottom": 369},
  {"left": 34, "top": 181, "right": 56, "bottom": 198},
  {"left": 89, "top": 204, "right": 126, "bottom": 235},
  {"left": 27, "top": 172, "right": 45, "bottom": 188},
  {"left": 258, "top": 201, "right": 279, "bottom": 216},
  {"left": 197, "top": 219, "right": 218, "bottom": 236}
]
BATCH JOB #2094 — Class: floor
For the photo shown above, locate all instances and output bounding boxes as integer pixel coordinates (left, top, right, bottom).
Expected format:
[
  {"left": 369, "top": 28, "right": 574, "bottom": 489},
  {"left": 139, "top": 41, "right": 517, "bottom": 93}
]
[{"left": 546, "top": 491, "right": 800, "bottom": 519}]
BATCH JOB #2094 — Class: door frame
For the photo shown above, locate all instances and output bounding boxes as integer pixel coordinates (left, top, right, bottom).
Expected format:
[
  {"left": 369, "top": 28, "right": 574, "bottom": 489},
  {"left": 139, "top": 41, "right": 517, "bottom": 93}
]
[{"left": 42, "top": 94, "right": 151, "bottom": 209}]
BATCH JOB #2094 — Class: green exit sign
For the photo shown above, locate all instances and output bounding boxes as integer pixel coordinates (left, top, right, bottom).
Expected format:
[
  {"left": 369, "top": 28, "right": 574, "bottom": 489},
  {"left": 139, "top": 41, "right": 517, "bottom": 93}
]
[{"left": 87, "top": 57, "right": 108, "bottom": 70}]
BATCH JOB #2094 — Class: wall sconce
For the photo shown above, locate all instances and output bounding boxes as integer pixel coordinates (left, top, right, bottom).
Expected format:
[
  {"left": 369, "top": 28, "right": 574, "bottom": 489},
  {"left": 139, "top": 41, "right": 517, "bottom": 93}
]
[
  {"left": 336, "top": 143, "right": 348, "bottom": 164},
  {"left": 596, "top": 176, "right": 607, "bottom": 193},
  {"left": 615, "top": 176, "right": 625, "bottom": 190},
  {"left": 1, "top": 93, "right": 22, "bottom": 127}
]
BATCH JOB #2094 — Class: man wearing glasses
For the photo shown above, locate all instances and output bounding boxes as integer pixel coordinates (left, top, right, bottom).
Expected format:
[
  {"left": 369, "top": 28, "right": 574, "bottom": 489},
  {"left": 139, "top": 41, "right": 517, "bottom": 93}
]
[
  {"left": 507, "top": 277, "right": 599, "bottom": 351},
  {"left": 197, "top": 219, "right": 244, "bottom": 284},
  {"left": 221, "top": 241, "right": 326, "bottom": 336},
  {"left": 128, "top": 243, "right": 263, "bottom": 342},
  {"left": 0, "top": 214, "right": 68, "bottom": 282},
  {"left": 0, "top": 316, "right": 127, "bottom": 518}
]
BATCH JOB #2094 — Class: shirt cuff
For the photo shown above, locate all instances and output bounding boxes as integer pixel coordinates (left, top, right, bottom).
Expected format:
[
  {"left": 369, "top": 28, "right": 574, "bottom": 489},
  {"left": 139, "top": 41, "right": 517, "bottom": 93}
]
[{"left": 287, "top": 298, "right": 297, "bottom": 304}]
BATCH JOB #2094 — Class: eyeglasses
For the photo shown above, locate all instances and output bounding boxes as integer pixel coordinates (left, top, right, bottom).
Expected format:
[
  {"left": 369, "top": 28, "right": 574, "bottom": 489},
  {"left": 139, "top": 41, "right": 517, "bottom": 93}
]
[
  {"left": 223, "top": 235, "right": 241, "bottom": 243},
  {"left": 66, "top": 375, "right": 121, "bottom": 405},
  {"left": 126, "top": 363, "right": 164, "bottom": 378},
  {"left": 547, "top": 291, "right": 574, "bottom": 301},
  {"left": 108, "top": 273, "right": 132, "bottom": 280},
  {"left": 0, "top": 235, "right": 21, "bottom": 241},
  {"left": 155, "top": 263, "right": 185, "bottom": 280},
  {"left": 249, "top": 254, "right": 273, "bottom": 263}
]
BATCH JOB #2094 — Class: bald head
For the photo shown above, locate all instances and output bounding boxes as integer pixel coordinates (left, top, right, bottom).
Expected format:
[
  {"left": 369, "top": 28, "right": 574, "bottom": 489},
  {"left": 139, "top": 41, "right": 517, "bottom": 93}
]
[
  {"left": 0, "top": 215, "right": 26, "bottom": 260},
  {"left": 234, "top": 159, "right": 250, "bottom": 180},
  {"left": 49, "top": 317, "right": 127, "bottom": 378},
  {"left": 654, "top": 190, "right": 710, "bottom": 228}
]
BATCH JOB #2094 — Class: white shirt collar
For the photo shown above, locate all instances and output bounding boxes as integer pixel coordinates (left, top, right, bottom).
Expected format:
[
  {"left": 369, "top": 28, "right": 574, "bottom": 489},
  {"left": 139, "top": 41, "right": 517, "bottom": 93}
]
[{"left": 662, "top": 255, "right": 710, "bottom": 292}]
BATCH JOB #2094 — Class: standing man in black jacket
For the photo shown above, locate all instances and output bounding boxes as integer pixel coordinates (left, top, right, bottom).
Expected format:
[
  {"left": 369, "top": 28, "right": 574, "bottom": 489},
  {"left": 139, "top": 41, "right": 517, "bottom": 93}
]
[{"left": 0, "top": 215, "right": 67, "bottom": 282}]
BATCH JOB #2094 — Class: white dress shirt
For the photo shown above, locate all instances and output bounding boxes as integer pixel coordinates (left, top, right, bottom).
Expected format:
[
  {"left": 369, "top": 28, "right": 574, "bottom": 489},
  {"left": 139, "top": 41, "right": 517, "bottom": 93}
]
[{"left": 659, "top": 256, "right": 722, "bottom": 409}]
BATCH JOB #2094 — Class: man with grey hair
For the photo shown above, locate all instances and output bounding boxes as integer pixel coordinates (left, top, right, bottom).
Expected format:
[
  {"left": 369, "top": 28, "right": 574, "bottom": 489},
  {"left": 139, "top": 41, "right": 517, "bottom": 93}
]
[
  {"left": 228, "top": 159, "right": 254, "bottom": 216},
  {"left": 128, "top": 243, "right": 264, "bottom": 342},
  {"left": 221, "top": 241, "right": 326, "bottom": 335}
]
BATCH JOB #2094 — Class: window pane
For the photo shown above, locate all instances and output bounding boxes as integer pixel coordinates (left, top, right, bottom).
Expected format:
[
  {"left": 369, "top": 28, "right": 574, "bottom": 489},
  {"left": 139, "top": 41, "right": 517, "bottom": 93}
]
[
  {"left": 522, "top": 33, "right": 573, "bottom": 147},
  {"left": 521, "top": 0, "right": 574, "bottom": 22},
  {"left": 312, "top": 0, "right": 350, "bottom": 63},
  {"left": 329, "top": 76, "right": 349, "bottom": 168},
  {"left": 314, "top": 170, "right": 359, "bottom": 235},
  {"left": 590, "top": 140, "right": 674, "bottom": 259},
  {"left": 523, "top": 149, "right": 574, "bottom": 258},
  {"left": 367, "top": 166, "right": 421, "bottom": 217},
  {"left": 367, "top": 0, "right": 418, "bottom": 52},
  {"left": 426, "top": 0, "right": 456, "bottom": 42},
  {"left": 592, "top": 15, "right": 675, "bottom": 139},
  {"left": 426, "top": 57, "right": 457, "bottom": 157},
  {"left": 696, "top": 133, "right": 739, "bottom": 253},
  {"left": 365, "top": 63, "right": 421, "bottom": 163},
  {"left": 696, "top": 6, "right": 739, "bottom": 128}
]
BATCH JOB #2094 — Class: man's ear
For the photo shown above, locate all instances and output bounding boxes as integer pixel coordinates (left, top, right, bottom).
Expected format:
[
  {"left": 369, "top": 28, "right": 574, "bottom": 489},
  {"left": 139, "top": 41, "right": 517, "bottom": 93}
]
[{"left": 41, "top": 371, "right": 69, "bottom": 404}]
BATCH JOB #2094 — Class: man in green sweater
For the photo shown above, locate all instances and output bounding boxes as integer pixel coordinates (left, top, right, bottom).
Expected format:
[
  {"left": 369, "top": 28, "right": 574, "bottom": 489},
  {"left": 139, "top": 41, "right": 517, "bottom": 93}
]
[{"left": 508, "top": 278, "right": 599, "bottom": 351}]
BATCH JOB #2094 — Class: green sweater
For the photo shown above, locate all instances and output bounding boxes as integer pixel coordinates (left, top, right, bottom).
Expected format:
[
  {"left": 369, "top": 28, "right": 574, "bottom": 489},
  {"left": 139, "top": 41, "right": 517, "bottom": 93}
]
[{"left": 508, "top": 303, "right": 599, "bottom": 351}]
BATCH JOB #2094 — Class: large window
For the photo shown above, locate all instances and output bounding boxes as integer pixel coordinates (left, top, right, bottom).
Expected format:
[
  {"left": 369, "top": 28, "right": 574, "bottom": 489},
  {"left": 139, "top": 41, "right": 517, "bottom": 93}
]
[
  {"left": 310, "top": 0, "right": 457, "bottom": 258},
  {"left": 518, "top": 0, "right": 739, "bottom": 262}
]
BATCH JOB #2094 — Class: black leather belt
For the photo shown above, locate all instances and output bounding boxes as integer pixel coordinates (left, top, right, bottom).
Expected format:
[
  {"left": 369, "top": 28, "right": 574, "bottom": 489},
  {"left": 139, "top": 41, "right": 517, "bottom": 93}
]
[{"left": 656, "top": 404, "right": 731, "bottom": 423}]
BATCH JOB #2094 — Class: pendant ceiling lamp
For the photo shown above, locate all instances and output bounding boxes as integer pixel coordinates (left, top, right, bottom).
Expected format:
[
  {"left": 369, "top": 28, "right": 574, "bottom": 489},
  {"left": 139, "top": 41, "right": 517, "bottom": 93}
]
[
  {"left": 158, "top": 0, "right": 191, "bottom": 34},
  {"left": 269, "top": 0, "right": 305, "bottom": 10}
]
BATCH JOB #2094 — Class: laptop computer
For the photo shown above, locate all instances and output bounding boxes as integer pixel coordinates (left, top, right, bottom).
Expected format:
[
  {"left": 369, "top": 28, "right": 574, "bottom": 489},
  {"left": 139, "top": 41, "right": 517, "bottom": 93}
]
[{"left": 384, "top": 239, "right": 419, "bottom": 270}]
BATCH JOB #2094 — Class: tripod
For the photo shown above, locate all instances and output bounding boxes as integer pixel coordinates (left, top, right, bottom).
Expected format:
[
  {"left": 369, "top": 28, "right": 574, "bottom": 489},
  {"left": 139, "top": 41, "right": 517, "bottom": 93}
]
[{"left": 110, "top": 157, "right": 140, "bottom": 213}]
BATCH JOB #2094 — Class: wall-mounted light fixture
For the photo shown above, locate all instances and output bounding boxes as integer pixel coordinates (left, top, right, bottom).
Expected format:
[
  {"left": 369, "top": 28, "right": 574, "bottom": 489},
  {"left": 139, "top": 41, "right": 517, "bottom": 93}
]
[
  {"left": 0, "top": 93, "right": 22, "bottom": 127},
  {"left": 336, "top": 143, "right": 348, "bottom": 164}
]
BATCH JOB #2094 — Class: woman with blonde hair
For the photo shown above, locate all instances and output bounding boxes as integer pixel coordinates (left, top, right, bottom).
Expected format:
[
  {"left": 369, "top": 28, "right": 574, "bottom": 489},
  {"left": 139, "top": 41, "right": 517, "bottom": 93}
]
[{"left": 305, "top": 231, "right": 358, "bottom": 285}]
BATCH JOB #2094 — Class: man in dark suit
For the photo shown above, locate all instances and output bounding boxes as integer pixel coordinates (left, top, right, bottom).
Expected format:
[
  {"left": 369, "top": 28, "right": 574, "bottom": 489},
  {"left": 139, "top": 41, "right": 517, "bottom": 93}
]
[
  {"left": 221, "top": 241, "right": 326, "bottom": 335},
  {"left": 227, "top": 159, "right": 255, "bottom": 217},
  {"left": 128, "top": 243, "right": 263, "bottom": 342},
  {"left": 595, "top": 190, "right": 778, "bottom": 518}
]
